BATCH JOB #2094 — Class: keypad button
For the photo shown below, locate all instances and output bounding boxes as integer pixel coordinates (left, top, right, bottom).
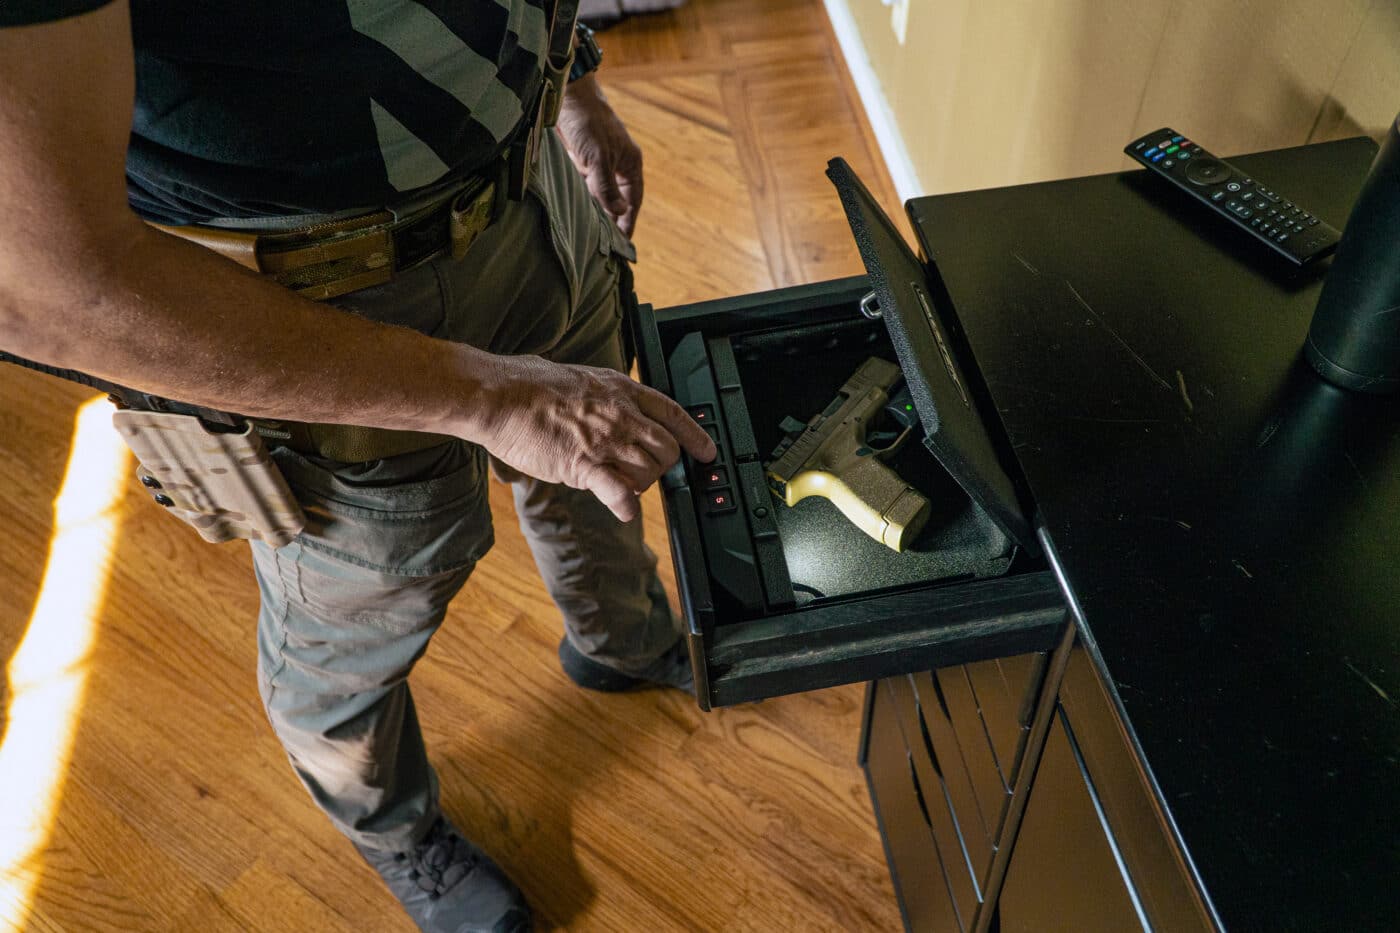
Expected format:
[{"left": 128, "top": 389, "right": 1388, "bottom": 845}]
[
  {"left": 1307, "top": 217, "right": 1320, "bottom": 226},
  {"left": 1250, "top": 217, "right": 1263, "bottom": 228},
  {"left": 1178, "top": 151, "right": 1192, "bottom": 160},
  {"left": 1282, "top": 201, "right": 1293, "bottom": 210},
  {"left": 1230, "top": 204, "right": 1253, "bottom": 219},
  {"left": 1211, "top": 190, "right": 1227, "bottom": 202},
  {"left": 1171, "top": 135, "right": 1183, "bottom": 142},
  {"left": 705, "top": 489, "right": 737, "bottom": 514},
  {"left": 703, "top": 425, "right": 722, "bottom": 458},
  {"left": 1151, "top": 150, "right": 1165, "bottom": 162},
  {"left": 1163, "top": 159, "right": 1175, "bottom": 168},
  {"left": 1134, "top": 140, "right": 1148, "bottom": 150},
  {"left": 700, "top": 465, "right": 729, "bottom": 490},
  {"left": 1226, "top": 181, "right": 1242, "bottom": 192},
  {"left": 1240, "top": 191, "right": 1255, "bottom": 201},
  {"left": 1275, "top": 232, "right": 1289, "bottom": 242}
]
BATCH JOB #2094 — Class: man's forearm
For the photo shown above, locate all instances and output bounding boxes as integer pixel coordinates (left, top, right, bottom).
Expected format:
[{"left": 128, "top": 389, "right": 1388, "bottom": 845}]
[{"left": 0, "top": 216, "right": 493, "bottom": 438}]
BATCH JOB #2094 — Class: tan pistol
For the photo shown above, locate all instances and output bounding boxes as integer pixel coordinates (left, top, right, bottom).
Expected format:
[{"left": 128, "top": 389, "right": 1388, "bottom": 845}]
[{"left": 765, "top": 357, "right": 930, "bottom": 552}]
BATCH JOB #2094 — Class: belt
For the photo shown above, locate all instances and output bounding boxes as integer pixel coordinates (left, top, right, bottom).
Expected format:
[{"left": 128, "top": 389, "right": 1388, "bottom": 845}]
[
  {"left": 150, "top": 167, "right": 505, "bottom": 302},
  {"left": 147, "top": 169, "right": 509, "bottom": 463}
]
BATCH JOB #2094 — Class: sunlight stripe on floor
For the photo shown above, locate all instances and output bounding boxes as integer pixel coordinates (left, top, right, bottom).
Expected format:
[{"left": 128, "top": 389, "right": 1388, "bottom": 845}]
[{"left": 0, "top": 397, "right": 130, "bottom": 928}]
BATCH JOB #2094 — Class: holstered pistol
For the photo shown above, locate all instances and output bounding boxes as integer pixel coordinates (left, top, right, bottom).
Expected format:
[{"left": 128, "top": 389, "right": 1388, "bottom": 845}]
[{"left": 112, "top": 409, "right": 306, "bottom": 548}]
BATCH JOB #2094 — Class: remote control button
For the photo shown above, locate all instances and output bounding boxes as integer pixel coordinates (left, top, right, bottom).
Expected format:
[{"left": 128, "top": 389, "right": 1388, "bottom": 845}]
[
  {"left": 1191, "top": 146, "right": 1203, "bottom": 155},
  {"left": 688, "top": 404, "right": 715, "bottom": 424},
  {"left": 1166, "top": 144, "right": 1179, "bottom": 154},
  {"left": 1211, "top": 190, "right": 1227, "bottom": 202},
  {"left": 1226, "top": 181, "right": 1242, "bottom": 192},
  {"left": 699, "top": 465, "right": 728, "bottom": 490},
  {"left": 1250, "top": 217, "right": 1263, "bottom": 228},
  {"left": 1163, "top": 159, "right": 1175, "bottom": 168},
  {"left": 1258, "top": 188, "right": 1279, "bottom": 202},
  {"left": 1158, "top": 140, "right": 1171, "bottom": 148},
  {"left": 1186, "top": 158, "right": 1230, "bottom": 185},
  {"left": 1241, "top": 191, "right": 1255, "bottom": 201},
  {"left": 1171, "top": 135, "right": 1183, "bottom": 142},
  {"left": 1179, "top": 139, "right": 1191, "bottom": 147},
  {"left": 1134, "top": 140, "right": 1147, "bottom": 150},
  {"left": 705, "top": 488, "right": 737, "bottom": 514},
  {"left": 1178, "top": 151, "right": 1191, "bottom": 160},
  {"left": 1307, "top": 217, "right": 1319, "bottom": 226},
  {"left": 1151, "top": 150, "right": 1165, "bottom": 162},
  {"left": 1226, "top": 199, "right": 1240, "bottom": 209},
  {"left": 1242, "top": 178, "right": 1254, "bottom": 186},
  {"left": 1229, "top": 204, "right": 1253, "bottom": 219},
  {"left": 1275, "top": 233, "right": 1289, "bottom": 242}
]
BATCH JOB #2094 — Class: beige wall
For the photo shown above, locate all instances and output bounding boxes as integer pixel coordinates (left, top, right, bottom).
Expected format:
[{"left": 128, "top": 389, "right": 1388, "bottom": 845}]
[{"left": 833, "top": 0, "right": 1400, "bottom": 195}]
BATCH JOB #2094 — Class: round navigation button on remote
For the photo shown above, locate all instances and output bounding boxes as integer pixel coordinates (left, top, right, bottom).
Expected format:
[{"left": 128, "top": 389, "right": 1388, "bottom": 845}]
[{"left": 1185, "top": 158, "right": 1230, "bottom": 186}]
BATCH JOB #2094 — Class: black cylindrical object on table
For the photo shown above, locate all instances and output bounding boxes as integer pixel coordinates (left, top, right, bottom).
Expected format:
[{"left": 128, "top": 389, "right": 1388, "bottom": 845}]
[{"left": 1305, "top": 114, "right": 1400, "bottom": 393}]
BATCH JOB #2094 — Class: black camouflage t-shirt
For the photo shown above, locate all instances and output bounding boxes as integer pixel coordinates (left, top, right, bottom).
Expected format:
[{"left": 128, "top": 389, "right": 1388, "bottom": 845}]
[{"left": 0, "top": 0, "right": 548, "bottom": 223}]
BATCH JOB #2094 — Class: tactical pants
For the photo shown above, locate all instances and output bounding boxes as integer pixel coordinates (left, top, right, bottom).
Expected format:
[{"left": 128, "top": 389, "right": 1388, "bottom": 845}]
[{"left": 248, "top": 133, "right": 678, "bottom": 852}]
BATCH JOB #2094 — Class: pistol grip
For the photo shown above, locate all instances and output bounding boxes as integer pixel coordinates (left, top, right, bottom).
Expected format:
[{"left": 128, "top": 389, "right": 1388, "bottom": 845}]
[{"left": 780, "top": 454, "right": 930, "bottom": 552}]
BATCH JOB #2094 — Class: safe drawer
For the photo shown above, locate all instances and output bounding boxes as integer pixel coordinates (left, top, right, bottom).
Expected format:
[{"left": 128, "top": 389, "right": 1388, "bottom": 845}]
[{"left": 628, "top": 276, "right": 1066, "bottom": 709}]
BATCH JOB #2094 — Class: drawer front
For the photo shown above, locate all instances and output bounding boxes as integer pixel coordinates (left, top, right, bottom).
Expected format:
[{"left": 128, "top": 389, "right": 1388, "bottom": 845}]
[
  {"left": 882, "top": 675, "right": 986, "bottom": 926},
  {"left": 864, "top": 681, "right": 968, "bottom": 933},
  {"left": 914, "top": 667, "right": 1012, "bottom": 859},
  {"left": 961, "top": 652, "right": 1048, "bottom": 809},
  {"left": 997, "top": 708, "right": 1147, "bottom": 933}
]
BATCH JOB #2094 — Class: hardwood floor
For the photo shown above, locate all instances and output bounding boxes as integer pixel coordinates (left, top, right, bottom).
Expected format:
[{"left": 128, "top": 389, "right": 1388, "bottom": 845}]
[{"left": 0, "top": 1, "right": 906, "bottom": 929}]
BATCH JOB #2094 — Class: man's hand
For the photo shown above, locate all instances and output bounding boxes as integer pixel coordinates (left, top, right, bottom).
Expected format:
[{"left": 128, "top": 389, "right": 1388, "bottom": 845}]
[
  {"left": 468, "top": 353, "right": 715, "bottom": 522},
  {"left": 556, "top": 74, "right": 644, "bottom": 237}
]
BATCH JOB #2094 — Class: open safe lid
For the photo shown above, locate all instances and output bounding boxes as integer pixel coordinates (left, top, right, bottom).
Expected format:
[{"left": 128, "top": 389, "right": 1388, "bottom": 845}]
[{"left": 827, "top": 157, "right": 1036, "bottom": 553}]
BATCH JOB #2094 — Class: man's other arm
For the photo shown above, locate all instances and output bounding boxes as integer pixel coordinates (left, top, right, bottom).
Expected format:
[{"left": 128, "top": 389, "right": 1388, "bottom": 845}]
[{"left": 0, "top": 1, "right": 712, "bottom": 520}]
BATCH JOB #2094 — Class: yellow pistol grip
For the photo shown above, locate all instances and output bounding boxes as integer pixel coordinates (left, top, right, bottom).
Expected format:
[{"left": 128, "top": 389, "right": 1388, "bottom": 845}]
[{"left": 780, "top": 455, "right": 931, "bottom": 552}]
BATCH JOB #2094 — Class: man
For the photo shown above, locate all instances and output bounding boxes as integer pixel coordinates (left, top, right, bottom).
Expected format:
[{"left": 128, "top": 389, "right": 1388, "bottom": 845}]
[{"left": 0, "top": 2, "right": 715, "bottom": 931}]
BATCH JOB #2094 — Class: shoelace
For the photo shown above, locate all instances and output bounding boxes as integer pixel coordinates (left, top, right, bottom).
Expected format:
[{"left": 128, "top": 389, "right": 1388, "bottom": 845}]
[{"left": 394, "top": 819, "right": 479, "bottom": 900}]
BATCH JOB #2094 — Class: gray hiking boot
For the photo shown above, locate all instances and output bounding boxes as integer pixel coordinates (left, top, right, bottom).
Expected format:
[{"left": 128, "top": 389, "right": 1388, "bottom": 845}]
[{"left": 357, "top": 816, "right": 531, "bottom": 933}]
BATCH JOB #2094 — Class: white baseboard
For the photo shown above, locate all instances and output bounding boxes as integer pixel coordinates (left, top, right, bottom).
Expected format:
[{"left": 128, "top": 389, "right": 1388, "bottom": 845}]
[{"left": 822, "top": 0, "right": 923, "bottom": 202}]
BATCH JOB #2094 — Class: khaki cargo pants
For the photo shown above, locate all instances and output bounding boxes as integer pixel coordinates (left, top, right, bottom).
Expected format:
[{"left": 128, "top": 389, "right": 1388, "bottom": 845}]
[{"left": 249, "top": 133, "right": 679, "bottom": 852}]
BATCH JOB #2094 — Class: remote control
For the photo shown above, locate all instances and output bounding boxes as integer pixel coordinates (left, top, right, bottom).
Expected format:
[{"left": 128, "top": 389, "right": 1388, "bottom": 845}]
[{"left": 1125, "top": 127, "right": 1341, "bottom": 266}]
